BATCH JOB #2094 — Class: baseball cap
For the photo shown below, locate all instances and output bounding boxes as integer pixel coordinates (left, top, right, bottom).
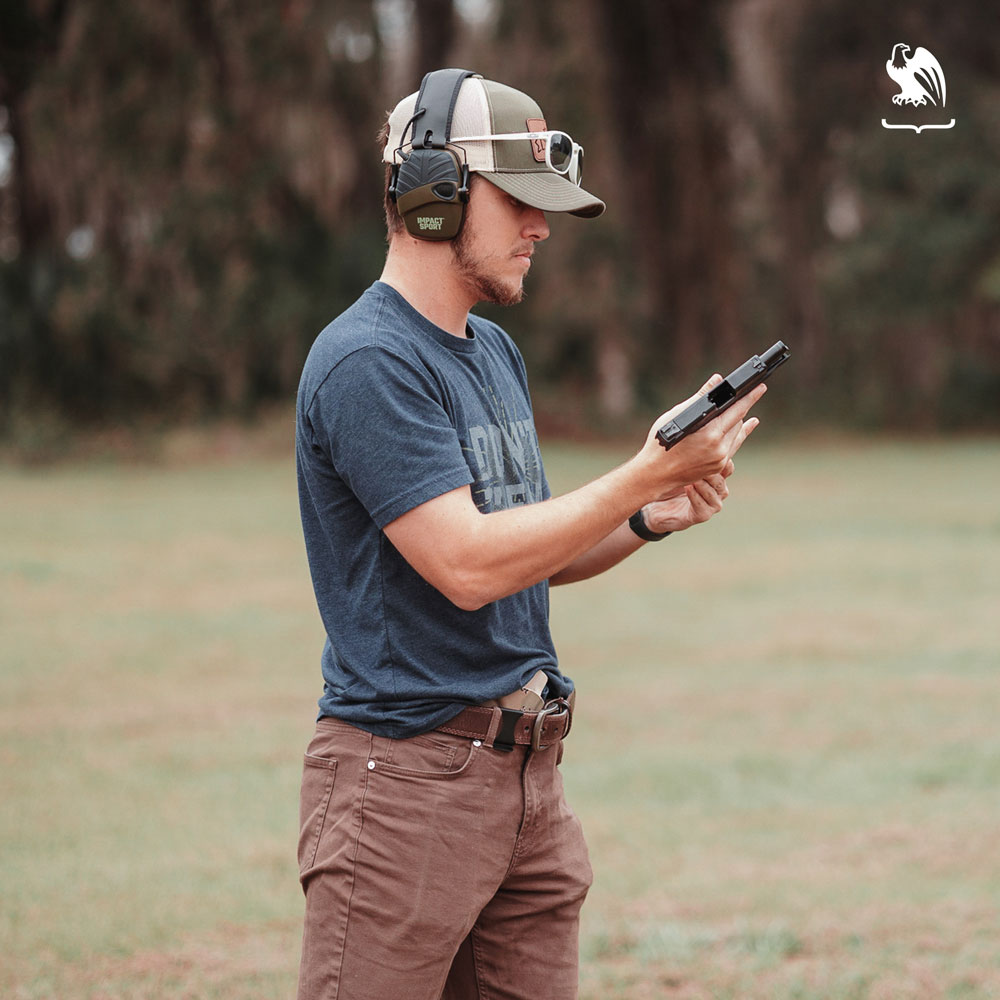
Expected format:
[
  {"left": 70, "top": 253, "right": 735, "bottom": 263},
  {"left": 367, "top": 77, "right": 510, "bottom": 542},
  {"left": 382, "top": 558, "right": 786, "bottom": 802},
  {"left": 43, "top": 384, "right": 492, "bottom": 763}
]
[{"left": 383, "top": 73, "right": 606, "bottom": 219}]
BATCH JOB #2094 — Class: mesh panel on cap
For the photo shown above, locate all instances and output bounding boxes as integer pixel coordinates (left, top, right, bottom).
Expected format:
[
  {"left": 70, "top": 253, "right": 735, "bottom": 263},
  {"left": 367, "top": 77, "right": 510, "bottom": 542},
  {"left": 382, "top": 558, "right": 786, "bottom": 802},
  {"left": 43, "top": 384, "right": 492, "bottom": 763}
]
[
  {"left": 383, "top": 77, "right": 495, "bottom": 171},
  {"left": 384, "top": 93, "right": 417, "bottom": 162},
  {"left": 449, "top": 79, "right": 494, "bottom": 171}
]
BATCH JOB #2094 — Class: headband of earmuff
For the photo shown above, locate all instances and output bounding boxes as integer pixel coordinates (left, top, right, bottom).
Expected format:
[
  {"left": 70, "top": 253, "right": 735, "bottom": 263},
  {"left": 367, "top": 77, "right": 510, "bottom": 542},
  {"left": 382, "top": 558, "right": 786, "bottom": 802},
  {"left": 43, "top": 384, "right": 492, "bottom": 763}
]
[{"left": 389, "top": 68, "right": 476, "bottom": 241}]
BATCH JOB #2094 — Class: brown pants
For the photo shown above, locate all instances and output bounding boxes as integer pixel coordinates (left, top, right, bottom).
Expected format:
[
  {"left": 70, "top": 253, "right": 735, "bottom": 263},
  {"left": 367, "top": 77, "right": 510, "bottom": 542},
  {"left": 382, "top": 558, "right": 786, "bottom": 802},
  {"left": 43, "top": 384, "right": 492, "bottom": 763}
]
[{"left": 296, "top": 717, "right": 592, "bottom": 1000}]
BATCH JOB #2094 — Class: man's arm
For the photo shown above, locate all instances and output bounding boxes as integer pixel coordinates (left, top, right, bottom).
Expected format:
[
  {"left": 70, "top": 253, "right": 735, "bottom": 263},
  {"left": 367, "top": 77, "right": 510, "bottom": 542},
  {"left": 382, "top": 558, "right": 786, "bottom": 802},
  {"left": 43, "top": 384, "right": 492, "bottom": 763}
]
[
  {"left": 548, "top": 465, "right": 736, "bottom": 586},
  {"left": 383, "top": 379, "right": 764, "bottom": 611}
]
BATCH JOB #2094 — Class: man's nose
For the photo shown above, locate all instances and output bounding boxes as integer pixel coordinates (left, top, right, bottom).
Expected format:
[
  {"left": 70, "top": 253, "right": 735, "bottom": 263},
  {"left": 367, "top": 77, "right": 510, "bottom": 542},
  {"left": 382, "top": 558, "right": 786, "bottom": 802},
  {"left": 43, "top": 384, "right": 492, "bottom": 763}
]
[{"left": 524, "top": 207, "right": 550, "bottom": 242}]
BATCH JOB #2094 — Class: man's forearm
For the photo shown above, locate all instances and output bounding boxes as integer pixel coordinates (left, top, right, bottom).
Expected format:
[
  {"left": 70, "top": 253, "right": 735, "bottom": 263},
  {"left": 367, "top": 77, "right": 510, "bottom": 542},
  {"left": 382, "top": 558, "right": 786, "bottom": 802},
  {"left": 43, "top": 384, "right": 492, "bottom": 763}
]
[
  {"left": 384, "top": 383, "right": 764, "bottom": 611},
  {"left": 548, "top": 519, "right": 644, "bottom": 587},
  {"left": 388, "top": 455, "right": 664, "bottom": 611}
]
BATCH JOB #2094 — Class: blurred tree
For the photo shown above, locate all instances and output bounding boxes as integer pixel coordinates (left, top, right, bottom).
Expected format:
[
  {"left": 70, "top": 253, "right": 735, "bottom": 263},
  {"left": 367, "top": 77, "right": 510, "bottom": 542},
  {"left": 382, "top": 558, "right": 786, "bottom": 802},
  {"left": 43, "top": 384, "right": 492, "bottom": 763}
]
[
  {"left": 415, "top": 0, "right": 457, "bottom": 73},
  {"left": 594, "top": 0, "right": 745, "bottom": 380},
  {"left": 770, "top": 0, "right": 1000, "bottom": 423},
  {"left": 0, "top": 0, "right": 389, "bottom": 433},
  {"left": 0, "top": 0, "right": 72, "bottom": 427},
  {"left": 0, "top": 0, "right": 998, "bottom": 450}
]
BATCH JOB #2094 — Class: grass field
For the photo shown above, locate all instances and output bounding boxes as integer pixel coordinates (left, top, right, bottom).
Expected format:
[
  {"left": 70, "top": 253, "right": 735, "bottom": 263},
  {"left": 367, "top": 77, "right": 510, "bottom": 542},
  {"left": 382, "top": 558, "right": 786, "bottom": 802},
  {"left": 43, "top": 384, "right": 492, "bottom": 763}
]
[{"left": 2, "top": 436, "right": 999, "bottom": 999}]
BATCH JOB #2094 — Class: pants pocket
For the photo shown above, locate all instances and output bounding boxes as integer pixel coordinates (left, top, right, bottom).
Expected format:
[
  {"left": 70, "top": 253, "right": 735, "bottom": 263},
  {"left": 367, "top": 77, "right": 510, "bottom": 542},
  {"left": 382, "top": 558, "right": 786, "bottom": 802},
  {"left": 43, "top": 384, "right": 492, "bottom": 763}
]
[
  {"left": 371, "top": 731, "right": 478, "bottom": 780},
  {"left": 377, "top": 731, "right": 459, "bottom": 773},
  {"left": 298, "top": 753, "right": 338, "bottom": 876}
]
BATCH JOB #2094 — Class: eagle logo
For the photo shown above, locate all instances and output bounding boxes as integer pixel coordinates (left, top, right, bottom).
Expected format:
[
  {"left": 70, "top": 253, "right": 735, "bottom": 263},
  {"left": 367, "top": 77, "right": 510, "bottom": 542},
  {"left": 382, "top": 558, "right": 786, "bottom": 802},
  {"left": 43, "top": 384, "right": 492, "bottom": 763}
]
[
  {"left": 881, "top": 43, "right": 955, "bottom": 133},
  {"left": 886, "top": 43, "right": 946, "bottom": 107}
]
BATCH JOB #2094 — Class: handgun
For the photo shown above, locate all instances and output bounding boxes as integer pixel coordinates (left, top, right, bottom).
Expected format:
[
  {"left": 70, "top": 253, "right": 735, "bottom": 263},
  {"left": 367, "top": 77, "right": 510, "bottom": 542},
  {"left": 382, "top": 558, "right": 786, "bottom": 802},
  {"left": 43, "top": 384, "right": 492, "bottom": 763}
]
[{"left": 656, "top": 341, "right": 790, "bottom": 450}]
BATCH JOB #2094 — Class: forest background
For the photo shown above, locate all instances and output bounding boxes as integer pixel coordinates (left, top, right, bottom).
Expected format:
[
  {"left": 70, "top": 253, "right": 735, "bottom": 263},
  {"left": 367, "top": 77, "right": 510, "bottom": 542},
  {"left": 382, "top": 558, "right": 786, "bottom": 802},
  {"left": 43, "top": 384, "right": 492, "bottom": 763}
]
[{"left": 2, "top": 0, "right": 999, "bottom": 456}]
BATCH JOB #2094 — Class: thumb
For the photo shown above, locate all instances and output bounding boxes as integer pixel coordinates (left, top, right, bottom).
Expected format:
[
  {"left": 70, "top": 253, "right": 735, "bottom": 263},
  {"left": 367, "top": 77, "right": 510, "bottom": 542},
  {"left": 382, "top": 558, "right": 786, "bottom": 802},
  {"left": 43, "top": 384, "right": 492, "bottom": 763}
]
[
  {"left": 681, "top": 372, "right": 722, "bottom": 410},
  {"left": 652, "top": 373, "right": 724, "bottom": 434},
  {"left": 697, "top": 373, "right": 723, "bottom": 397}
]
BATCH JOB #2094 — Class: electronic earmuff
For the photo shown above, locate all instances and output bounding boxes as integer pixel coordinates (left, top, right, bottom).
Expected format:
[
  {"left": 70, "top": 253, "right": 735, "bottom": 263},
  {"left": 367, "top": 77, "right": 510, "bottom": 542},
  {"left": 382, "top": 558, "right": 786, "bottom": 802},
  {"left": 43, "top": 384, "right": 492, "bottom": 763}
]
[{"left": 389, "top": 68, "right": 476, "bottom": 241}]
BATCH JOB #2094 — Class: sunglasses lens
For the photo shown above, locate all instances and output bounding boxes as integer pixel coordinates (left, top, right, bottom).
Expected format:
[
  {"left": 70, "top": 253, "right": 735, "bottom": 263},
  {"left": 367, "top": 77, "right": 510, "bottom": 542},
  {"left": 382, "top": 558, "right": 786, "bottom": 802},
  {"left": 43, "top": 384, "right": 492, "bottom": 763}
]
[
  {"left": 574, "top": 147, "right": 584, "bottom": 186},
  {"left": 548, "top": 132, "right": 573, "bottom": 172}
]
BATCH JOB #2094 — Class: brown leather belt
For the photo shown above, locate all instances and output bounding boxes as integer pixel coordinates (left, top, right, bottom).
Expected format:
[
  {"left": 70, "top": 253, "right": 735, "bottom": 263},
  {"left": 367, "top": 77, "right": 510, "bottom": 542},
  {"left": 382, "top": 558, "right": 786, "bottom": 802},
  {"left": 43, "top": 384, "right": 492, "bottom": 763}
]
[{"left": 436, "top": 697, "right": 573, "bottom": 753}]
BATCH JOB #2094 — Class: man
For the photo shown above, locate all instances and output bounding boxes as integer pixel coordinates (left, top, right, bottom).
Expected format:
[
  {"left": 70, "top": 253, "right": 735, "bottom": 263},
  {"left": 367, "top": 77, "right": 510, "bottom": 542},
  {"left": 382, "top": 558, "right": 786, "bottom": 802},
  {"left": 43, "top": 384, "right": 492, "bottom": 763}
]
[{"left": 295, "top": 70, "right": 764, "bottom": 1000}]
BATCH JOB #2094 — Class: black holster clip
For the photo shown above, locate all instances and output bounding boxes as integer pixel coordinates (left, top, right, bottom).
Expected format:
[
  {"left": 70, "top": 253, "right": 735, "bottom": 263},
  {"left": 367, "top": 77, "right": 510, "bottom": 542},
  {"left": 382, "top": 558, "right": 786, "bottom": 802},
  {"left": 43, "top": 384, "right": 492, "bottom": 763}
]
[{"left": 493, "top": 708, "right": 523, "bottom": 753}]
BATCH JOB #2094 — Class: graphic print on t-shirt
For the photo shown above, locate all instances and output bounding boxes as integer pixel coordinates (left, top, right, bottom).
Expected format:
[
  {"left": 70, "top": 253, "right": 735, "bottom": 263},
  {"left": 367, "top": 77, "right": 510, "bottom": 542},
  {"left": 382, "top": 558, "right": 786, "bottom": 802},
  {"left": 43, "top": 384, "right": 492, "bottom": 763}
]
[{"left": 464, "top": 385, "right": 545, "bottom": 513}]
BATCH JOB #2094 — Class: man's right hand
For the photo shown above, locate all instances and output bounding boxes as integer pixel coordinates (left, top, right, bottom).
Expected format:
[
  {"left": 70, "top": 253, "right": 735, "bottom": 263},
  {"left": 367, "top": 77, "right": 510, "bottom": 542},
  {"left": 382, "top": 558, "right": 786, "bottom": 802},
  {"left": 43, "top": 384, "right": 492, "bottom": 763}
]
[{"left": 637, "top": 374, "right": 766, "bottom": 500}]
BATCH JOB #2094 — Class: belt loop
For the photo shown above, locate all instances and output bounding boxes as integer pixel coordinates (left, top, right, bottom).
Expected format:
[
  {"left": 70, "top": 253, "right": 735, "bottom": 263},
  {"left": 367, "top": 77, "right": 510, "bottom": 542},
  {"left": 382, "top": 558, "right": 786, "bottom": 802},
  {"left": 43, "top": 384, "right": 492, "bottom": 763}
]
[{"left": 483, "top": 707, "right": 503, "bottom": 747}]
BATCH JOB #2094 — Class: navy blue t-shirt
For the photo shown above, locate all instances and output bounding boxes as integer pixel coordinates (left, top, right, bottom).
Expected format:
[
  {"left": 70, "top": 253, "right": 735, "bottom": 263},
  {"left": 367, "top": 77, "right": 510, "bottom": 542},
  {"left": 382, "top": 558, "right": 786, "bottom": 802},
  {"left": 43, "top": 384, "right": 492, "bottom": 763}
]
[{"left": 296, "top": 281, "right": 572, "bottom": 738}]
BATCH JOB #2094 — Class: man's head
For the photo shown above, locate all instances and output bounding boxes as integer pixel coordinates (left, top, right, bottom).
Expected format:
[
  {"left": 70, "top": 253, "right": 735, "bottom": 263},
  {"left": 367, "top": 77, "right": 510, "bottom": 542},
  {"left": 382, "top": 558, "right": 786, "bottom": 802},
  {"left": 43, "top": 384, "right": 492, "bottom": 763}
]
[{"left": 382, "top": 70, "right": 605, "bottom": 243}]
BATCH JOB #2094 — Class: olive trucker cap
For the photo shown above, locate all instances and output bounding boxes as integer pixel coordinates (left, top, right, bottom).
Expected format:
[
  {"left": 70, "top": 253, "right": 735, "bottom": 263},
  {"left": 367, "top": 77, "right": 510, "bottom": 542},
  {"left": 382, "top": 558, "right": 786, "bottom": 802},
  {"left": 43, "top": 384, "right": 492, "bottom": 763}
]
[{"left": 383, "top": 74, "right": 606, "bottom": 219}]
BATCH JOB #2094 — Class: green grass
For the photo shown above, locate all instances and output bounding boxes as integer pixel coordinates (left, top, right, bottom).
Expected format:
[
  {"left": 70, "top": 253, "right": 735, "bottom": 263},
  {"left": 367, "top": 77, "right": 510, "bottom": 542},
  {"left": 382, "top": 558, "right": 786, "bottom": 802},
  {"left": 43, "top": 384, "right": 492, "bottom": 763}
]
[{"left": 2, "top": 438, "right": 999, "bottom": 998}]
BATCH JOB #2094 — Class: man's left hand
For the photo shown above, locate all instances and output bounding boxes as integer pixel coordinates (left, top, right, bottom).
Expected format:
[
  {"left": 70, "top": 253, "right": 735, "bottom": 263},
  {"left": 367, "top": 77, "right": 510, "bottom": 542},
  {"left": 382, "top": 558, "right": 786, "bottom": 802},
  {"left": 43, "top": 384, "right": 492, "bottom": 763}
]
[{"left": 641, "top": 459, "right": 734, "bottom": 533}]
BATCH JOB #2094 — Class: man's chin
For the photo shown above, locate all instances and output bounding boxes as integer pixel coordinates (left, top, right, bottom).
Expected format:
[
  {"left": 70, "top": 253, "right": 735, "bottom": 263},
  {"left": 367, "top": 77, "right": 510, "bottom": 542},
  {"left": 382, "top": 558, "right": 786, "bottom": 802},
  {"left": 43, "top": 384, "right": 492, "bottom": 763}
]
[
  {"left": 489, "top": 286, "right": 525, "bottom": 307},
  {"left": 473, "top": 276, "right": 524, "bottom": 307},
  {"left": 453, "top": 244, "right": 527, "bottom": 306}
]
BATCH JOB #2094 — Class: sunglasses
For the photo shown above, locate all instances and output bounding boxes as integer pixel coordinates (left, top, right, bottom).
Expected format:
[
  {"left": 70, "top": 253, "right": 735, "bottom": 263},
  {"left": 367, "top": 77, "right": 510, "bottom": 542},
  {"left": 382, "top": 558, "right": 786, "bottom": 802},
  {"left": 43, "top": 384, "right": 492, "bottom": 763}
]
[{"left": 449, "top": 130, "right": 585, "bottom": 186}]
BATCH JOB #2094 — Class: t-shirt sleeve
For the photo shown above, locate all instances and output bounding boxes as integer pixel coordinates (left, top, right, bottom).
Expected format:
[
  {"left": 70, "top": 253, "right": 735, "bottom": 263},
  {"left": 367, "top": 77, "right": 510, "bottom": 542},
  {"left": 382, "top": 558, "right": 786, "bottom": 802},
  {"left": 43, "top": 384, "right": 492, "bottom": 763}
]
[{"left": 305, "top": 346, "right": 474, "bottom": 528}]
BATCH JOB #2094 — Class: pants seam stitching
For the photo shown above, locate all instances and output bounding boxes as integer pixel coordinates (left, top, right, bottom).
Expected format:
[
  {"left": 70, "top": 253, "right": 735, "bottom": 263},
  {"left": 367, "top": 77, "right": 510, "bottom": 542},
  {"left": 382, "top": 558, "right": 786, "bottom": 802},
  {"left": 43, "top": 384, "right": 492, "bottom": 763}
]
[
  {"left": 332, "top": 734, "right": 374, "bottom": 999},
  {"left": 470, "top": 924, "right": 490, "bottom": 1000}
]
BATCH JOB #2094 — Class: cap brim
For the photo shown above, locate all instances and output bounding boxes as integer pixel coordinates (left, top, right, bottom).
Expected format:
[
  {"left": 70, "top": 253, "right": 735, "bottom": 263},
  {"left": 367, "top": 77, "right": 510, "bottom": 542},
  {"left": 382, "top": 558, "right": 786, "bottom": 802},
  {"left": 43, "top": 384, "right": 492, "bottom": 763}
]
[{"left": 482, "top": 171, "right": 605, "bottom": 218}]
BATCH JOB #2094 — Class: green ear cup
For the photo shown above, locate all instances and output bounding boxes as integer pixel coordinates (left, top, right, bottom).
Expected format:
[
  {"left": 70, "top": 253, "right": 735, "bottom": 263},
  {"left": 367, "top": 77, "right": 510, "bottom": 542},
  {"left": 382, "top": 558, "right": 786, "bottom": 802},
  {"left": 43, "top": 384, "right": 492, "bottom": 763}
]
[{"left": 394, "top": 149, "right": 467, "bottom": 241}]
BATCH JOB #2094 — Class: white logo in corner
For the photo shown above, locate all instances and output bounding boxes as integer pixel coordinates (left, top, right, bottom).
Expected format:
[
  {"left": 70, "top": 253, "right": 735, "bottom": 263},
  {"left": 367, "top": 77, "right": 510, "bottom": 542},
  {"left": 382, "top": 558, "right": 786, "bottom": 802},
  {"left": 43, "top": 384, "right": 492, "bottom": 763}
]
[{"left": 881, "top": 43, "right": 955, "bottom": 133}]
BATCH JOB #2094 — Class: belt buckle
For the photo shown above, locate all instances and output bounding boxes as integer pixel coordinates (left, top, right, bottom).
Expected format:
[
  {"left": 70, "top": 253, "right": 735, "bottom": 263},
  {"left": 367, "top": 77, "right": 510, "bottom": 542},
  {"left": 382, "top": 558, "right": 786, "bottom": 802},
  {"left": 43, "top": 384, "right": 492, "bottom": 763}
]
[{"left": 531, "top": 698, "right": 571, "bottom": 752}]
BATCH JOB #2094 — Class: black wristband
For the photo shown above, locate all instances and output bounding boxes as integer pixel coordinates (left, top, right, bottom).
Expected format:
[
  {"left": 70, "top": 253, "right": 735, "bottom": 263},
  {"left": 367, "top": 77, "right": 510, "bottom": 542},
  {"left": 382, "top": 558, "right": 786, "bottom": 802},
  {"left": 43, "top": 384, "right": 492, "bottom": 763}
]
[{"left": 628, "top": 508, "right": 672, "bottom": 542}]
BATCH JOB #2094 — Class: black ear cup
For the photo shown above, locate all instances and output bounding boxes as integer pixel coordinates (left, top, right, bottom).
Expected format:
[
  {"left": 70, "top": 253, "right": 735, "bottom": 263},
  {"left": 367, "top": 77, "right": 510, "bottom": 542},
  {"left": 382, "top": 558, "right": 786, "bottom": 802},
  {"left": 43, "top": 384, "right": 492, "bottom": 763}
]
[{"left": 394, "top": 148, "right": 467, "bottom": 241}]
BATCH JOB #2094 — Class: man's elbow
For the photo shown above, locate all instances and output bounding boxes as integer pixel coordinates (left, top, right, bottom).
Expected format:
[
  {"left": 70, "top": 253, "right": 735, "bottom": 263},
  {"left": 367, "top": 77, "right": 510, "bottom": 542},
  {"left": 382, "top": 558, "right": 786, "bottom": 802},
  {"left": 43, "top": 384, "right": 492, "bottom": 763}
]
[
  {"left": 451, "top": 591, "right": 489, "bottom": 612},
  {"left": 433, "top": 561, "right": 504, "bottom": 612},
  {"left": 440, "top": 571, "right": 493, "bottom": 612}
]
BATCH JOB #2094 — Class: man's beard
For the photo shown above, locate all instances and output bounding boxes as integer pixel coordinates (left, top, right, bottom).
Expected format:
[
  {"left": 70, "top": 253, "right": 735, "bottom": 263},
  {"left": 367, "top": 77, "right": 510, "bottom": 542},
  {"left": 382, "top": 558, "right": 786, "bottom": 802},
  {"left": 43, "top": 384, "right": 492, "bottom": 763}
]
[{"left": 452, "top": 226, "right": 525, "bottom": 307}]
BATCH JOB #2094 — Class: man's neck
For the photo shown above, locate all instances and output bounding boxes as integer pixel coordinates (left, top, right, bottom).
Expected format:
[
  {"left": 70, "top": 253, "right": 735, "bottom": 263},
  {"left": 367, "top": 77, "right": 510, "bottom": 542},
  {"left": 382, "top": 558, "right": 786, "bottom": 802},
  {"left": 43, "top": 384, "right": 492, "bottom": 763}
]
[{"left": 379, "top": 239, "right": 474, "bottom": 339}]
